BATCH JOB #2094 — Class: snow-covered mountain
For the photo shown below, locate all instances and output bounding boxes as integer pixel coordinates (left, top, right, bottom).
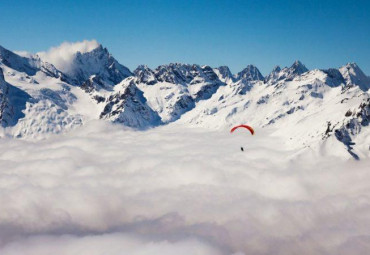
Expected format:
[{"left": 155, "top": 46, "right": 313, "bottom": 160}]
[
  {"left": 64, "top": 45, "right": 133, "bottom": 86},
  {"left": 236, "top": 64, "right": 264, "bottom": 81},
  {"left": 179, "top": 67, "right": 369, "bottom": 156},
  {"left": 0, "top": 66, "right": 31, "bottom": 128},
  {"left": 100, "top": 77, "right": 162, "bottom": 128},
  {"left": 133, "top": 63, "right": 225, "bottom": 122},
  {"left": 265, "top": 60, "right": 309, "bottom": 84},
  {"left": 0, "top": 42, "right": 369, "bottom": 158},
  {"left": 0, "top": 45, "right": 67, "bottom": 81},
  {"left": 339, "top": 62, "right": 370, "bottom": 91}
]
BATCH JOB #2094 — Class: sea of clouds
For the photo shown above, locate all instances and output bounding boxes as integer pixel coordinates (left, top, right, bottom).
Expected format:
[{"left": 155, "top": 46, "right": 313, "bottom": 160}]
[{"left": 0, "top": 120, "right": 369, "bottom": 255}]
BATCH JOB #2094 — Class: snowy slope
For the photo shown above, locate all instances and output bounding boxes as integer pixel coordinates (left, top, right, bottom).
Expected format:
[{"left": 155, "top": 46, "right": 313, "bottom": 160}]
[
  {"left": 99, "top": 77, "right": 162, "bottom": 128},
  {"left": 0, "top": 45, "right": 67, "bottom": 81},
  {"left": 0, "top": 62, "right": 85, "bottom": 138},
  {"left": 339, "top": 62, "right": 370, "bottom": 91},
  {"left": 177, "top": 63, "right": 369, "bottom": 158},
  {"left": 0, "top": 44, "right": 147, "bottom": 137},
  {"left": 134, "top": 63, "right": 225, "bottom": 123},
  {"left": 0, "top": 42, "right": 369, "bottom": 158},
  {"left": 64, "top": 45, "right": 133, "bottom": 86},
  {"left": 0, "top": 66, "right": 32, "bottom": 128}
]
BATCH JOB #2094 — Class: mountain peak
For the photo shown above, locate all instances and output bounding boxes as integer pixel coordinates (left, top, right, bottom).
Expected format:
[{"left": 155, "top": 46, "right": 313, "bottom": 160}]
[
  {"left": 66, "top": 44, "right": 133, "bottom": 85},
  {"left": 75, "top": 43, "right": 103, "bottom": 56},
  {"left": 134, "top": 65, "right": 156, "bottom": 85},
  {"left": 217, "top": 65, "right": 231, "bottom": 72},
  {"left": 272, "top": 65, "right": 281, "bottom": 72},
  {"left": 95, "top": 44, "right": 104, "bottom": 51},
  {"left": 214, "top": 66, "right": 234, "bottom": 83},
  {"left": 0, "top": 44, "right": 39, "bottom": 76},
  {"left": 339, "top": 62, "right": 370, "bottom": 91},
  {"left": 265, "top": 65, "right": 282, "bottom": 83},
  {"left": 100, "top": 79, "right": 162, "bottom": 128},
  {"left": 264, "top": 61, "right": 308, "bottom": 83},
  {"left": 34, "top": 40, "right": 132, "bottom": 86},
  {"left": 344, "top": 62, "right": 359, "bottom": 69},
  {"left": 290, "top": 60, "right": 308, "bottom": 74},
  {"left": 134, "top": 65, "right": 153, "bottom": 73},
  {"left": 236, "top": 65, "right": 264, "bottom": 81}
]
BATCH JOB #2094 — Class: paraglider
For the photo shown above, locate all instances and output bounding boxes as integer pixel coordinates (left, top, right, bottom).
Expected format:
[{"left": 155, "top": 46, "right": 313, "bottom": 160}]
[
  {"left": 230, "top": 124, "right": 254, "bottom": 152},
  {"left": 230, "top": 124, "right": 254, "bottom": 135}
]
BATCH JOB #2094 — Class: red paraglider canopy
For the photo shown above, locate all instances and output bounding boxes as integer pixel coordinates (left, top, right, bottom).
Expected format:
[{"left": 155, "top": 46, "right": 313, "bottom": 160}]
[{"left": 230, "top": 125, "right": 255, "bottom": 135}]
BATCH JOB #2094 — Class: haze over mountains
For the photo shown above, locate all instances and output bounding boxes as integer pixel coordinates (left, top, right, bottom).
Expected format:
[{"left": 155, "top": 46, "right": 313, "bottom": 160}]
[{"left": 0, "top": 41, "right": 369, "bottom": 158}]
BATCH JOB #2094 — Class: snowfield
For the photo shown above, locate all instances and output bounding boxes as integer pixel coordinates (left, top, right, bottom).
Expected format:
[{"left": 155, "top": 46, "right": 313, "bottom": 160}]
[{"left": 0, "top": 121, "right": 370, "bottom": 255}]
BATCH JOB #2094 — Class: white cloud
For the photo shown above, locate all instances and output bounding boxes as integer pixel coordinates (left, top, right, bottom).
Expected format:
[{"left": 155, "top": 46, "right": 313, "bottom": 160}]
[
  {"left": 0, "top": 234, "right": 223, "bottom": 255},
  {"left": 37, "top": 40, "right": 100, "bottom": 74},
  {"left": 0, "top": 120, "right": 369, "bottom": 254},
  {"left": 13, "top": 51, "right": 34, "bottom": 58}
]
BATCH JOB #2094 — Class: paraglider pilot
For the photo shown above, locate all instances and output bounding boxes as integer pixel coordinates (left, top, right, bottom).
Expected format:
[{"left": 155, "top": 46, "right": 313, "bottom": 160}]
[{"left": 230, "top": 125, "right": 254, "bottom": 152}]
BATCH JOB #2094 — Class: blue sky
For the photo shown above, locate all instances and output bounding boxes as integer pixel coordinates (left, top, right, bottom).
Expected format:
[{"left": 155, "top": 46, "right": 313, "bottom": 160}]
[{"left": 1, "top": 0, "right": 369, "bottom": 75}]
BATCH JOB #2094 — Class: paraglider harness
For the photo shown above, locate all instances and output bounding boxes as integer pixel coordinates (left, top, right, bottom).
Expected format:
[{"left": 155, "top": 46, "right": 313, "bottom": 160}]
[{"left": 230, "top": 125, "right": 254, "bottom": 152}]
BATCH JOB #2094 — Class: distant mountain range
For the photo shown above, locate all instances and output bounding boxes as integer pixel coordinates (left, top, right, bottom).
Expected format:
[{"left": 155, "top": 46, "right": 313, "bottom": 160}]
[{"left": 0, "top": 43, "right": 369, "bottom": 158}]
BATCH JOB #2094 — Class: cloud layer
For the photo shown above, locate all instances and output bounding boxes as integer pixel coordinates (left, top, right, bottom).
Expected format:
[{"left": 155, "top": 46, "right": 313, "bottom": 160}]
[
  {"left": 37, "top": 40, "right": 100, "bottom": 74},
  {"left": 0, "top": 121, "right": 369, "bottom": 254}
]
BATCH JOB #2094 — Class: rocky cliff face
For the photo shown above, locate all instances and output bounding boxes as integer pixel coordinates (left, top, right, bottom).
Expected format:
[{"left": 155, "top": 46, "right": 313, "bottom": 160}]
[
  {"left": 100, "top": 77, "right": 161, "bottom": 128},
  {"left": 0, "top": 66, "right": 31, "bottom": 128},
  {"left": 68, "top": 45, "right": 133, "bottom": 86},
  {"left": 0, "top": 67, "right": 10, "bottom": 127}
]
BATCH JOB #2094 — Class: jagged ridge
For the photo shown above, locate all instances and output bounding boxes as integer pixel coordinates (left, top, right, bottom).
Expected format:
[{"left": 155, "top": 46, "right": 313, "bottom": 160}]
[{"left": 0, "top": 43, "right": 369, "bottom": 159}]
